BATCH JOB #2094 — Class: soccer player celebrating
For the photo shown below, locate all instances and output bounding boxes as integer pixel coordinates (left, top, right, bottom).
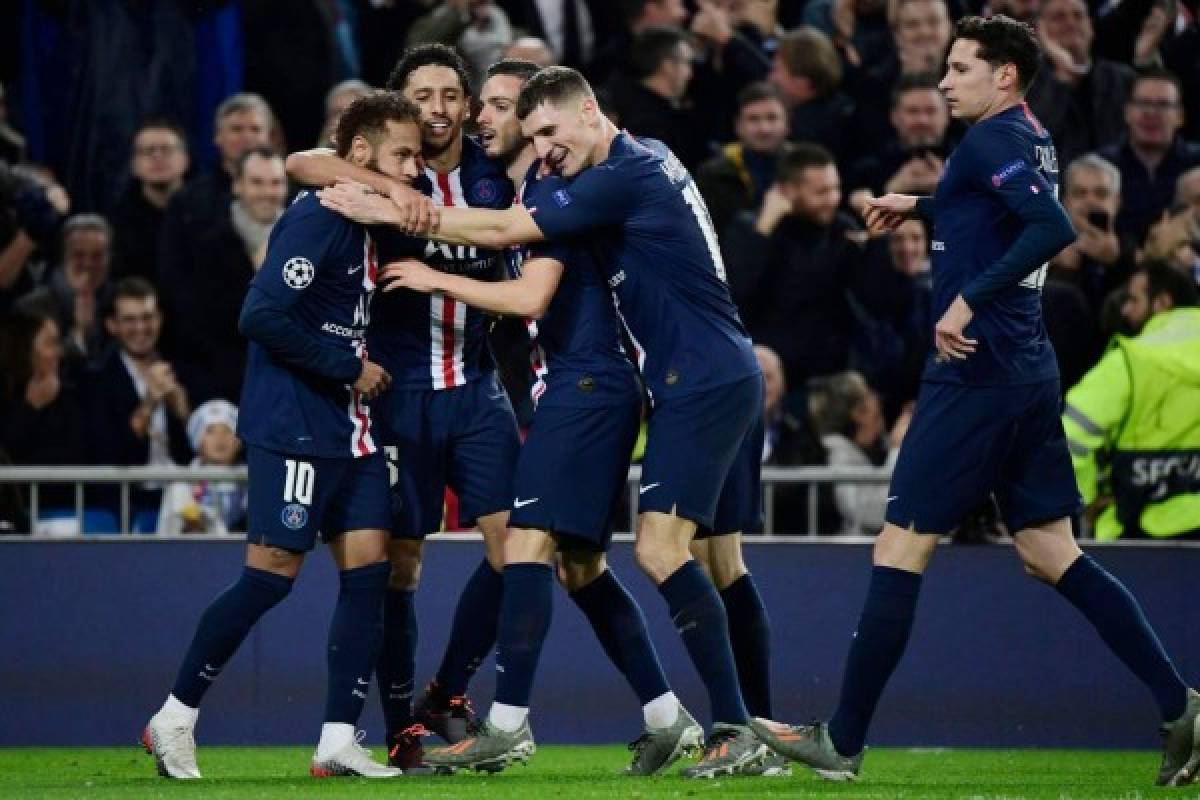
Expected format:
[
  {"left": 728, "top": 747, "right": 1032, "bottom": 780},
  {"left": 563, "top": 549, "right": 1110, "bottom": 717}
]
[
  {"left": 747, "top": 16, "right": 1200, "bottom": 786},
  {"left": 288, "top": 44, "right": 521, "bottom": 769},
  {"left": 382, "top": 57, "right": 705, "bottom": 776},
  {"left": 140, "top": 93, "right": 423, "bottom": 780},
  {"left": 321, "top": 66, "right": 773, "bottom": 778}
]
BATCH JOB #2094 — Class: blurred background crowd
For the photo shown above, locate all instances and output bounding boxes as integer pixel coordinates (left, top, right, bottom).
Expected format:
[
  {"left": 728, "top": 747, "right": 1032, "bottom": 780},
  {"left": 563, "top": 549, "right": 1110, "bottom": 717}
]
[{"left": 1, "top": 0, "right": 1197, "bottom": 537}]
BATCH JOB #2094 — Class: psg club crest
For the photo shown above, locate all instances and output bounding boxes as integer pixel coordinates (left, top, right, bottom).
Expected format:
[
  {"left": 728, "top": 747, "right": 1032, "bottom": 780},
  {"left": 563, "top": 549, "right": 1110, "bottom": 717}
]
[
  {"left": 281, "top": 503, "right": 308, "bottom": 530},
  {"left": 472, "top": 179, "right": 498, "bottom": 204}
]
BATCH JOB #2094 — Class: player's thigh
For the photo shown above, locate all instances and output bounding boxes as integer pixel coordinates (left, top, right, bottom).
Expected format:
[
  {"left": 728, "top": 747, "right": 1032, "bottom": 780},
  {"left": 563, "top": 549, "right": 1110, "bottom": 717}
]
[
  {"left": 698, "top": 402, "right": 765, "bottom": 542},
  {"left": 558, "top": 549, "right": 609, "bottom": 593},
  {"left": 639, "top": 375, "right": 762, "bottom": 530},
  {"left": 328, "top": 529, "right": 390, "bottom": 571},
  {"left": 510, "top": 399, "right": 640, "bottom": 553},
  {"left": 505, "top": 525, "right": 558, "bottom": 565},
  {"left": 1012, "top": 516, "right": 1079, "bottom": 583},
  {"left": 873, "top": 522, "right": 940, "bottom": 573},
  {"left": 886, "top": 382, "right": 1017, "bottom": 535},
  {"left": 995, "top": 379, "right": 1083, "bottom": 535},
  {"left": 387, "top": 537, "right": 426, "bottom": 590},
  {"left": 378, "top": 387, "right": 450, "bottom": 540},
  {"left": 245, "top": 542, "right": 305, "bottom": 578},
  {"left": 694, "top": 532, "right": 747, "bottom": 590},
  {"left": 477, "top": 511, "right": 510, "bottom": 570},
  {"left": 245, "top": 445, "right": 344, "bottom": 555},
  {"left": 634, "top": 511, "right": 700, "bottom": 583},
  {"left": 448, "top": 373, "right": 521, "bottom": 528}
]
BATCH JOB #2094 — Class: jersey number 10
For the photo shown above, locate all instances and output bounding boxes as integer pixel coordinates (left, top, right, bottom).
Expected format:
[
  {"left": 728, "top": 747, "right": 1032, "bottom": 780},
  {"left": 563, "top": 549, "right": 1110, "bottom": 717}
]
[{"left": 283, "top": 459, "right": 315, "bottom": 506}]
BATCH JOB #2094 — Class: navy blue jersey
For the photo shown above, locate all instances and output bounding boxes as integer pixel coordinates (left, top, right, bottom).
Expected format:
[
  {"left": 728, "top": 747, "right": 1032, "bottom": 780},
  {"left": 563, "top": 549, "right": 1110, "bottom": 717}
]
[
  {"left": 925, "top": 103, "right": 1062, "bottom": 386},
  {"left": 514, "top": 166, "right": 638, "bottom": 408},
  {"left": 238, "top": 191, "right": 379, "bottom": 458},
  {"left": 528, "top": 134, "right": 759, "bottom": 402},
  {"left": 369, "top": 136, "right": 514, "bottom": 390}
]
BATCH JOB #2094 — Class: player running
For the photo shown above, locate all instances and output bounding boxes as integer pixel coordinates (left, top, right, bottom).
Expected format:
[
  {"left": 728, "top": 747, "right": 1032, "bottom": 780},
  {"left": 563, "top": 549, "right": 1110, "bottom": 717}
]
[
  {"left": 746, "top": 16, "right": 1200, "bottom": 786},
  {"left": 382, "top": 57, "right": 704, "bottom": 776},
  {"left": 141, "top": 94, "right": 423, "bottom": 780},
  {"left": 287, "top": 44, "right": 521, "bottom": 769},
  {"left": 320, "top": 66, "right": 773, "bottom": 778}
]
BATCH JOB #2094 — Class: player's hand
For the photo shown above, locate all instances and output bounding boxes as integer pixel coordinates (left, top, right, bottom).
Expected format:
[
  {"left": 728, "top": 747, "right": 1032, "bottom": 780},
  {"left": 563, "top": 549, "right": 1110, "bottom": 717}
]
[
  {"left": 1036, "top": 19, "right": 1079, "bottom": 83},
  {"left": 388, "top": 182, "right": 439, "bottom": 235},
  {"left": 380, "top": 258, "right": 444, "bottom": 294},
  {"left": 354, "top": 360, "right": 392, "bottom": 401},
  {"left": 934, "top": 294, "right": 977, "bottom": 361},
  {"left": 1074, "top": 220, "right": 1119, "bottom": 266},
  {"left": 754, "top": 185, "right": 793, "bottom": 235},
  {"left": 863, "top": 193, "right": 917, "bottom": 236},
  {"left": 692, "top": 0, "right": 734, "bottom": 47},
  {"left": 318, "top": 180, "right": 402, "bottom": 226}
]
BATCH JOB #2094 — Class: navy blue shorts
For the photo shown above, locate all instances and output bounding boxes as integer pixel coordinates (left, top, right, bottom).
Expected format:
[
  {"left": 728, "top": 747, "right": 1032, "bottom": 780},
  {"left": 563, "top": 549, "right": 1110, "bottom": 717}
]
[
  {"left": 374, "top": 372, "right": 521, "bottom": 538},
  {"left": 508, "top": 398, "right": 641, "bottom": 550},
  {"left": 246, "top": 445, "right": 391, "bottom": 552},
  {"left": 639, "top": 375, "right": 764, "bottom": 535},
  {"left": 886, "top": 379, "right": 1082, "bottom": 535}
]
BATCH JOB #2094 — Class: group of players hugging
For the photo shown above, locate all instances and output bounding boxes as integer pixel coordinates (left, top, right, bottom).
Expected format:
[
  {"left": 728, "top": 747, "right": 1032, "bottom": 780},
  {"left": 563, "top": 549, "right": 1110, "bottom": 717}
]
[{"left": 140, "top": 16, "right": 1200, "bottom": 788}]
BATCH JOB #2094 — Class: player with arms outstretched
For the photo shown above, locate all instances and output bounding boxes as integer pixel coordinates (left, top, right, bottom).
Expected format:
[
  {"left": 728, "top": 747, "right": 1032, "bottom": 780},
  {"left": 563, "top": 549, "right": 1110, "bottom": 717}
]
[
  {"left": 141, "top": 94, "right": 423, "bottom": 780},
  {"left": 748, "top": 16, "right": 1200, "bottom": 787}
]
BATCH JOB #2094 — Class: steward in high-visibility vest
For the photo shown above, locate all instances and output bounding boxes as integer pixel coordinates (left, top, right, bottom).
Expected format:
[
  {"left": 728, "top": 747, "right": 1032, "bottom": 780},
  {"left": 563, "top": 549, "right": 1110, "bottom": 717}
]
[{"left": 1063, "top": 262, "right": 1200, "bottom": 540}]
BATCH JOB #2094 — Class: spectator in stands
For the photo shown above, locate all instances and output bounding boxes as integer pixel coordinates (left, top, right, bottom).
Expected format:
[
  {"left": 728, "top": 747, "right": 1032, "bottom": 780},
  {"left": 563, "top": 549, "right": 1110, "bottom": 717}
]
[
  {"left": 503, "top": 35, "right": 558, "bottom": 67},
  {"left": 0, "top": 82, "right": 26, "bottom": 164},
  {"left": 808, "top": 370, "right": 910, "bottom": 535},
  {"left": 87, "top": 277, "right": 193, "bottom": 517},
  {"left": 317, "top": 80, "right": 372, "bottom": 148},
  {"left": 1025, "top": 0, "right": 1134, "bottom": 168},
  {"left": 498, "top": 0, "right": 600, "bottom": 69},
  {"left": 109, "top": 119, "right": 190, "bottom": 284},
  {"left": 1099, "top": 70, "right": 1200, "bottom": 244},
  {"left": 407, "top": 0, "right": 516, "bottom": 82},
  {"left": 0, "top": 305, "right": 87, "bottom": 512},
  {"left": 847, "top": 72, "right": 950, "bottom": 215},
  {"left": 156, "top": 399, "right": 246, "bottom": 535},
  {"left": 589, "top": 0, "right": 688, "bottom": 85},
  {"left": 724, "top": 143, "right": 882, "bottom": 391},
  {"left": 756, "top": 344, "right": 841, "bottom": 534},
  {"left": 695, "top": 81, "right": 789, "bottom": 241},
  {"left": 985, "top": 0, "right": 1040, "bottom": 22},
  {"left": 0, "top": 162, "right": 68, "bottom": 311},
  {"left": 22, "top": 213, "right": 113, "bottom": 365},
  {"left": 610, "top": 26, "right": 707, "bottom": 168},
  {"left": 1142, "top": 165, "right": 1200, "bottom": 275},
  {"left": 768, "top": 27, "right": 857, "bottom": 162},
  {"left": 162, "top": 147, "right": 286, "bottom": 405}
]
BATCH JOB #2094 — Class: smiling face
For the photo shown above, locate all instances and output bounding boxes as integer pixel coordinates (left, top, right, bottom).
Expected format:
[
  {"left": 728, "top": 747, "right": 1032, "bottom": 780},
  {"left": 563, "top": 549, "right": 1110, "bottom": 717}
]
[
  {"left": 893, "top": 0, "right": 952, "bottom": 70},
  {"left": 1125, "top": 77, "right": 1184, "bottom": 153},
  {"left": 199, "top": 422, "right": 241, "bottom": 466},
  {"left": 108, "top": 294, "right": 162, "bottom": 359},
  {"left": 401, "top": 65, "right": 470, "bottom": 158},
  {"left": 520, "top": 96, "right": 600, "bottom": 178},
  {"left": 477, "top": 74, "right": 528, "bottom": 161},
  {"left": 232, "top": 153, "right": 287, "bottom": 224}
]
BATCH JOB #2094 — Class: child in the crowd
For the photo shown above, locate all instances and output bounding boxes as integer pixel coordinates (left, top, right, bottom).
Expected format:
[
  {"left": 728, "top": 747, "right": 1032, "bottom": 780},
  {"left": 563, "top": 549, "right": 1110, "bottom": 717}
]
[{"left": 156, "top": 399, "right": 246, "bottom": 534}]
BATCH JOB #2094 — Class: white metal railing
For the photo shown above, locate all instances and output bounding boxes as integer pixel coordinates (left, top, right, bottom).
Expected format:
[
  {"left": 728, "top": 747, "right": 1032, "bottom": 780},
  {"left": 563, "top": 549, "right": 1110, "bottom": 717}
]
[{"left": 0, "top": 464, "right": 892, "bottom": 537}]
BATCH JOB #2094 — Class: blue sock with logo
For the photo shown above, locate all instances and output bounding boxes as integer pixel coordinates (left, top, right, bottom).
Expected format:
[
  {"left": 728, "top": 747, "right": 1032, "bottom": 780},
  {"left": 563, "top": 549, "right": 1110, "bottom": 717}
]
[
  {"left": 325, "top": 562, "right": 390, "bottom": 724},
  {"left": 720, "top": 573, "right": 773, "bottom": 718},
  {"left": 828, "top": 566, "right": 922, "bottom": 757},
  {"left": 172, "top": 566, "right": 293, "bottom": 707},
  {"left": 376, "top": 588, "right": 417, "bottom": 737},
  {"left": 570, "top": 569, "right": 670, "bottom": 705},
  {"left": 435, "top": 559, "right": 504, "bottom": 697},
  {"left": 658, "top": 560, "right": 748, "bottom": 724},
  {"left": 1055, "top": 553, "right": 1188, "bottom": 721},
  {"left": 494, "top": 563, "right": 554, "bottom": 708}
]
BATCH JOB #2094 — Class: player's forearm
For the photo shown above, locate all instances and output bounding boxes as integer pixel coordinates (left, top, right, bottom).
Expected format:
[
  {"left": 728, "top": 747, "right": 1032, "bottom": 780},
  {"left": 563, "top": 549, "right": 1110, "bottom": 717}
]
[
  {"left": 238, "top": 292, "right": 362, "bottom": 383},
  {"left": 432, "top": 271, "right": 547, "bottom": 317},
  {"left": 286, "top": 148, "right": 394, "bottom": 194},
  {"left": 961, "top": 198, "right": 1076, "bottom": 308},
  {"left": 431, "top": 206, "right": 543, "bottom": 249}
]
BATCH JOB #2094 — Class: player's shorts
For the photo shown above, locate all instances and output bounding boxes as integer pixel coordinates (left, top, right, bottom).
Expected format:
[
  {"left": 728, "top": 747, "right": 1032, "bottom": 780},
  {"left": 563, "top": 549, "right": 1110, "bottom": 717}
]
[
  {"left": 638, "top": 374, "right": 765, "bottom": 535},
  {"left": 375, "top": 372, "right": 521, "bottom": 538},
  {"left": 245, "top": 444, "right": 391, "bottom": 552},
  {"left": 508, "top": 397, "right": 641, "bottom": 551},
  {"left": 886, "top": 378, "right": 1082, "bottom": 535}
]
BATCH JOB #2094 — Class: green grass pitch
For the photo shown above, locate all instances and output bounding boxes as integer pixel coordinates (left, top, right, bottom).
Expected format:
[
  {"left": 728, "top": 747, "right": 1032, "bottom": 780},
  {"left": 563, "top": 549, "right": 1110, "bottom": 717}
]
[{"left": 0, "top": 746, "right": 1182, "bottom": 799}]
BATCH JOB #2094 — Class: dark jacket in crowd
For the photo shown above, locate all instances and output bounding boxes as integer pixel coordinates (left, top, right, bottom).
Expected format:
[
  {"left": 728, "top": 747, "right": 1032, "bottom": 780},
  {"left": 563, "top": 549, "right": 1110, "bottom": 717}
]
[
  {"left": 0, "top": 379, "right": 88, "bottom": 508},
  {"left": 765, "top": 406, "right": 842, "bottom": 535},
  {"left": 694, "top": 142, "right": 778, "bottom": 242},
  {"left": 85, "top": 347, "right": 192, "bottom": 469},
  {"left": 788, "top": 91, "right": 858, "bottom": 165},
  {"left": 608, "top": 78, "right": 710, "bottom": 169},
  {"left": 1098, "top": 136, "right": 1200, "bottom": 243},
  {"left": 1026, "top": 58, "right": 1134, "bottom": 168},
  {"left": 110, "top": 184, "right": 168, "bottom": 283}
]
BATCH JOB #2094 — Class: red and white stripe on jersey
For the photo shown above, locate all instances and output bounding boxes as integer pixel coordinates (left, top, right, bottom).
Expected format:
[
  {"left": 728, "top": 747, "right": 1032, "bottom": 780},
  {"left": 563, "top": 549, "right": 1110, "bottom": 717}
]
[
  {"left": 428, "top": 168, "right": 469, "bottom": 390},
  {"left": 525, "top": 318, "right": 549, "bottom": 406},
  {"left": 1020, "top": 101, "right": 1045, "bottom": 136},
  {"left": 348, "top": 234, "right": 379, "bottom": 457},
  {"left": 612, "top": 297, "right": 649, "bottom": 402}
]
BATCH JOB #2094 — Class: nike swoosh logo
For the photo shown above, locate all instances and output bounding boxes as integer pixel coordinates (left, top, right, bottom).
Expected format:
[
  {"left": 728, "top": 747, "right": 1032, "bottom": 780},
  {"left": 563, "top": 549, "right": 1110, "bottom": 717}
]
[
  {"left": 347, "top": 263, "right": 363, "bottom": 274},
  {"left": 639, "top": 483, "right": 661, "bottom": 495},
  {"left": 513, "top": 497, "right": 539, "bottom": 508},
  {"left": 887, "top": 496, "right": 898, "bottom": 503}
]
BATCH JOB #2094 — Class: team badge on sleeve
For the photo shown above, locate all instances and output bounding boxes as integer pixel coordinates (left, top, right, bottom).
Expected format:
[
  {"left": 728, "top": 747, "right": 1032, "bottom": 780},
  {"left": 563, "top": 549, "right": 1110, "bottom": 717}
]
[
  {"left": 283, "top": 257, "right": 315, "bottom": 289},
  {"left": 991, "top": 160, "right": 1026, "bottom": 187}
]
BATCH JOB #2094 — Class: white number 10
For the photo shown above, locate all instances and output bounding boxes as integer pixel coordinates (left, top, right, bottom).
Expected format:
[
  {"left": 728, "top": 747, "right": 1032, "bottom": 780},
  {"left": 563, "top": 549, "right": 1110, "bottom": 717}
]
[{"left": 283, "top": 459, "right": 315, "bottom": 505}]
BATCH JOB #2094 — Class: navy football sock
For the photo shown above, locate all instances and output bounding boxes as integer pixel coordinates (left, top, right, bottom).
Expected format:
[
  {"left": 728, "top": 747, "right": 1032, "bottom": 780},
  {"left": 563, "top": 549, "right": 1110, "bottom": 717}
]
[
  {"left": 325, "top": 562, "right": 390, "bottom": 724},
  {"left": 828, "top": 566, "right": 922, "bottom": 757},
  {"left": 376, "top": 588, "right": 417, "bottom": 737},
  {"left": 570, "top": 569, "right": 670, "bottom": 705},
  {"left": 719, "top": 573, "right": 773, "bottom": 718},
  {"left": 1055, "top": 553, "right": 1188, "bottom": 721},
  {"left": 171, "top": 567, "right": 293, "bottom": 707},
  {"left": 435, "top": 559, "right": 504, "bottom": 697},
  {"left": 494, "top": 563, "right": 554, "bottom": 708},
  {"left": 658, "top": 560, "right": 748, "bottom": 724}
]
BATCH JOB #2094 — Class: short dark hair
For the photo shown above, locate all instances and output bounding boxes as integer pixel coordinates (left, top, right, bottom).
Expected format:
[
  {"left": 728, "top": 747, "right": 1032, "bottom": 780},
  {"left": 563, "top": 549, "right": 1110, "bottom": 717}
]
[
  {"left": 111, "top": 276, "right": 158, "bottom": 309},
  {"left": 387, "top": 43, "right": 472, "bottom": 95},
  {"left": 516, "top": 66, "right": 595, "bottom": 120},
  {"left": 133, "top": 117, "right": 188, "bottom": 149},
  {"left": 1139, "top": 260, "right": 1198, "bottom": 309},
  {"left": 735, "top": 81, "right": 786, "bottom": 114},
  {"left": 333, "top": 92, "right": 422, "bottom": 158},
  {"left": 890, "top": 72, "right": 942, "bottom": 106},
  {"left": 1130, "top": 67, "right": 1185, "bottom": 102},
  {"left": 486, "top": 58, "right": 541, "bottom": 85},
  {"left": 233, "top": 145, "right": 281, "bottom": 178},
  {"left": 777, "top": 142, "right": 836, "bottom": 183},
  {"left": 628, "top": 26, "right": 691, "bottom": 79},
  {"left": 952, "top": 15, "right": 1041, "bottom": 92},
  {"left": 776, "top": 27, "right": 843, "bottom": 96}
]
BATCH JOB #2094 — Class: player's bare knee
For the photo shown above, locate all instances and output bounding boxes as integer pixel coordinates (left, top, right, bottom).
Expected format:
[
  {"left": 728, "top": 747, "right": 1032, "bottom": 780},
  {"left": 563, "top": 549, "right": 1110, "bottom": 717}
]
[
  {"left": 634, "top": 537, "right": 688, "bottom": 584},
  {"left": 387, "top": 540, "right": 424, "bottom": 590},
  {"left": 872, "top": 523, "right": 937, "bottom": 572},
  {"left": 505, "top": 527, "right": 556, "bottom": 565},
  {"left": 559, "top": 551, "right": 606, "bottom": 592},
  {"left": 246, "top": 543, "right": 303, "bottom": 578}
]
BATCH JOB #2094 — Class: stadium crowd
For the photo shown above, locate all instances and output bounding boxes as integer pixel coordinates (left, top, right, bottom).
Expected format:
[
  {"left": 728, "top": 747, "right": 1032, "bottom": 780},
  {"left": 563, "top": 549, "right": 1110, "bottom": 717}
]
[{"left": 0, "top": 0, "right": 1198, "bottom": 537}]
